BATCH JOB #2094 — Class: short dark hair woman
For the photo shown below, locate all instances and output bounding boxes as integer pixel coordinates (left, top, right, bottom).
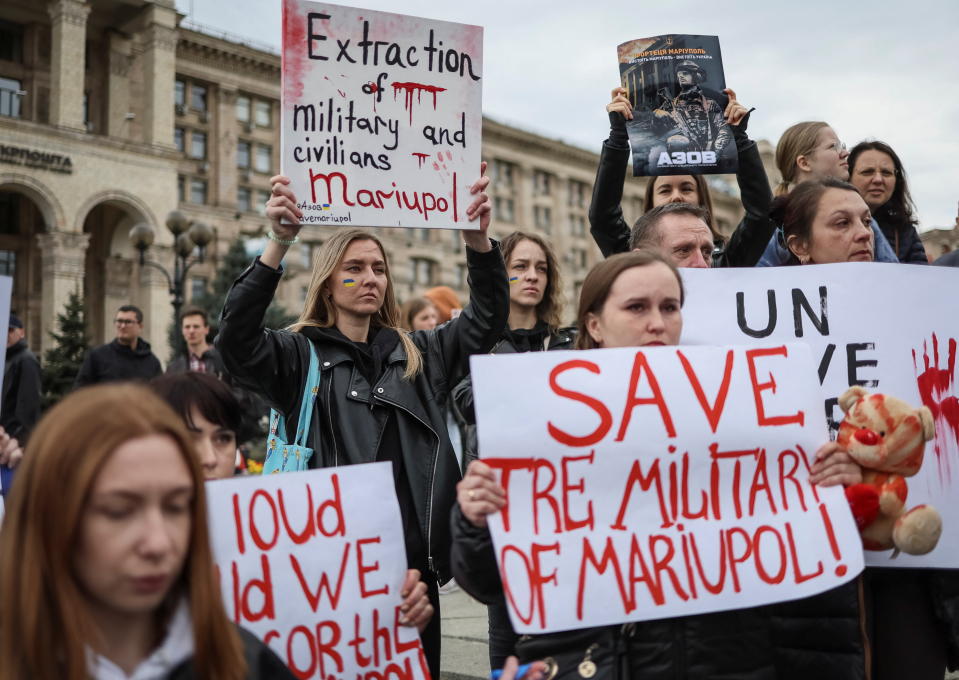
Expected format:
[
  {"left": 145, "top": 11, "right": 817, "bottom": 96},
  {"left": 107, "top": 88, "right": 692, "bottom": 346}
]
[{"left": 848, "top": 140, "right": 927, "bottom": 263}]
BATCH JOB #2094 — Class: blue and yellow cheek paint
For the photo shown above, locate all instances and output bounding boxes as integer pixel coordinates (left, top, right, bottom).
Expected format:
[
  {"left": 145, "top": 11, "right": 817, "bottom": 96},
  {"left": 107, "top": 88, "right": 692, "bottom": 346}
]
[
  {"left": 508, "top": 276, "right": 519, "bottom": 284},
  {"left": 342, "top": 279, "right": 356, "bottom": 287}
]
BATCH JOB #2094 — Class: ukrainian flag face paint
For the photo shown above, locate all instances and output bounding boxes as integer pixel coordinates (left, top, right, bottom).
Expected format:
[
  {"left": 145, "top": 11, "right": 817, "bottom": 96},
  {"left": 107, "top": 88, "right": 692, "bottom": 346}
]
[
  {"left": 343, "top": 279, "right": 356, "bottom": 287},
  {"left": 508, "top": 276, "right": 519, "bottom": 284}
]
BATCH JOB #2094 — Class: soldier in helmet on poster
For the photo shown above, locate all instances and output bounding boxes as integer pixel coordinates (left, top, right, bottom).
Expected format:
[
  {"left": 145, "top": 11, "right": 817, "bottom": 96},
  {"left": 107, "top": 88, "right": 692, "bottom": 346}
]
[{"left": 652, "top": 59, "right": 732, "bottom": 156}]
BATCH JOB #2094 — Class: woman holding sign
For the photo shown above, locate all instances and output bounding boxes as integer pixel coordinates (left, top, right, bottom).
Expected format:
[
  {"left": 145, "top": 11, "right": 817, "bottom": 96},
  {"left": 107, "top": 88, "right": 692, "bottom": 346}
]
[
  {"left": 452, "top": 251, "right": 867, "bottom": 679},
  {"left": 590, "top": 87, "right": 776, "bottom": 267},
  {"left": 215, "top": 168, "right": 507, "bottom": 678},
  {"left": 772, "top": 176, "right": 959, "bottom": 679}
]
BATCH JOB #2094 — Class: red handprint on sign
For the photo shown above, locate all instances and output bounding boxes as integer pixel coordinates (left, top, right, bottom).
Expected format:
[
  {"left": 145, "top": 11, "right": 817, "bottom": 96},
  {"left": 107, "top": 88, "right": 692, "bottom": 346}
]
[{"left": 912, "top": 333, "right": 959, "bottom": 485}]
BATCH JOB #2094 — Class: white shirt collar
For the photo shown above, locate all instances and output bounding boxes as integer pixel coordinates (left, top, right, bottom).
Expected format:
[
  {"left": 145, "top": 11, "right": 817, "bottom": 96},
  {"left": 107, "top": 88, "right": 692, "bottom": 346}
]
[{"left": 87, "top": 599, "right": 195, "bottom": 680}]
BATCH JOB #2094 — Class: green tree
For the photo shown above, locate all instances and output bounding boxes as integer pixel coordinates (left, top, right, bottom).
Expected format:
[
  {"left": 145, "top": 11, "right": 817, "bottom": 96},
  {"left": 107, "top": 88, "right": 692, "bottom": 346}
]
[
  {"left": 41, "top": 288, "right": 90, "bottom": 409},
  {"left": 167, "top": 235, "right": 296, "bottom": 357}
]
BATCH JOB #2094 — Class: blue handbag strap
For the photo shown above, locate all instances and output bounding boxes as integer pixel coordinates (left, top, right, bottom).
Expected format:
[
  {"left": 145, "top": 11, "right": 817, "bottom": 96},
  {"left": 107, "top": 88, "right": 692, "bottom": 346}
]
[{"left": 291, "top": 341, "right": 321, "bottom": 448}]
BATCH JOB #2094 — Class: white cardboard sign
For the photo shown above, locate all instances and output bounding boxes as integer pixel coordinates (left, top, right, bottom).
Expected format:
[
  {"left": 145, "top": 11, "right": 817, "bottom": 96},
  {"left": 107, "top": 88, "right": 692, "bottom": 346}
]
[
  {"left": 281, "top": 0, "right": 482, "bottom": 229},
  {"left": 207, "top": 463, "right": 429, "bottom": 680},
  {"left": 471, "top": 344, "right": 863, "bottom": 634},
  {"left": 681, "top": 263, "right": 959, "bottom": 567}
]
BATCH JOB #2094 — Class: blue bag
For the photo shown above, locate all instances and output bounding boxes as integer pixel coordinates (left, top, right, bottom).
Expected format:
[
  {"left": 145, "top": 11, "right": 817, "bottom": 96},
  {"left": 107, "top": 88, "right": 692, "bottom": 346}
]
[{"left": 263, "top": 343, "right": 321, "bottom": 474}]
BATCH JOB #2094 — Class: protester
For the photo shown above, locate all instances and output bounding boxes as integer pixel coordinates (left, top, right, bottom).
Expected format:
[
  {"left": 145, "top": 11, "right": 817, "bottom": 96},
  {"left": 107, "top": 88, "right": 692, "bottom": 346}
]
[
  {"left": 150, "top": 371, "right": 243, "bottom": 480},
  {"left": 166, "top": 307, "right": 227, "bottom": 376},
  {"left": 0, "top": 384, "right": 298, "bottom": 678},
  {"left": 626, "top": 202, "right": 716, "bottom": 267},
  {"left": 758, "top": 122, "right": 897, "bottom": 265},
  {"left": 848, "top": 140, "right": 928, "bottom": 264},
  {"left": 451, "top": 251, "right": 867, "bottom": 679},
  {"left": 74, "top": 305, "right": 162, "bottom": 387},
  {"left": 449, "top": 230, "right": 574, "bottom": 667},
  {"left": 423, "top": 286, "right": 463, "bottom": 323},
  {"left": 399, "top": 297, "right": 440, "bottom": 331},
  {"left": 215, "top": 168, "right": 507, "bottom": 678},
  {"left": 590, "top": 86, "right": 776, "bottom": 267},
  {"left": 2, "top": 314, "right": 41, "bottom": 443},
  {"left": 772, "top": 177, "right": 959, "bottom": 679}
]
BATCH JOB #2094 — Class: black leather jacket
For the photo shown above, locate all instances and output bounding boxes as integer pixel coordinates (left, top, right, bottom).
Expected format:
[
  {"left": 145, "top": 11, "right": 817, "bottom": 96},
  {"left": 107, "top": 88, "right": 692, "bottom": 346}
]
[
  {"left": 216, "top": 245, "right": 509, "bottom": 583},
  {"left": 589, "top": 115, "right": 774, "bottom": 268}
]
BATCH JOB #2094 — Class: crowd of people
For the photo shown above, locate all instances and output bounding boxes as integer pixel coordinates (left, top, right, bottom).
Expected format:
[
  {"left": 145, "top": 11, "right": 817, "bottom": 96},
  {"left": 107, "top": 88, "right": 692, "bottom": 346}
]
[{"left": 0, "top": 82, "right": 956, "bottom": 680}]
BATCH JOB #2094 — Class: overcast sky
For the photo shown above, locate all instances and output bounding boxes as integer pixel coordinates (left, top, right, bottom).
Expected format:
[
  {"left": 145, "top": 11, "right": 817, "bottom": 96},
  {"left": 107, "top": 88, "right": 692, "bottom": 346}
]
[{"left": 176, "top": 0, "right": 959, "bottom": 230}]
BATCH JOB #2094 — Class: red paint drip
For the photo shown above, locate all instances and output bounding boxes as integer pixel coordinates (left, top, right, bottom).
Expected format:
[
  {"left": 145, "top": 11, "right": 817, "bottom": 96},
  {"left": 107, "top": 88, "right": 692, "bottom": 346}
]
[
  {"left": 432, "top": 162, "right": 440, "bottom": 171},
  {"left": 818, "top": 502, "right": 846, "bottom": 577},
  {"left": 391, "top": 82, "right": 447, "bottom": 125},
  {"left": 412, "top": 152, "right": 430, "bottom": 168},
  {"left": 913, "top": 334, "right": 959, "bottom": 486},
  {"left": 281, "top": 0, "right": 307, "bottom": 101}
]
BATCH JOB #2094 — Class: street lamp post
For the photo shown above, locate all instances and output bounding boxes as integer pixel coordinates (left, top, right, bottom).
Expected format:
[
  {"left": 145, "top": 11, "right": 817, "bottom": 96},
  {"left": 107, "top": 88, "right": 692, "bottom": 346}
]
[{"left": 129, "top": 210, "right": 214, "bottom": 353}]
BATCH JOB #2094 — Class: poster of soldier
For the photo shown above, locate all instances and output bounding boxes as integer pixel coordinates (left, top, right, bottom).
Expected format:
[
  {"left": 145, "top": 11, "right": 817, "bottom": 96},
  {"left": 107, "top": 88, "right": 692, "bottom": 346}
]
[{"left": 617, "top": 35, "right": 737, "bottom": 177}]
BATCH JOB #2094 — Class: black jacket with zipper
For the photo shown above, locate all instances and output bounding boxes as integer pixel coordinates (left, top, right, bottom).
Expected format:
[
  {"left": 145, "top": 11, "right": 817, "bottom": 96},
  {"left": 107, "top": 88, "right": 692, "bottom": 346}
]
[
  {"left": 216, "top": 244, "right": 509, "bottom": 584},
  {"left": 589, "top": 110, "right": 775, "bottom": 268}
]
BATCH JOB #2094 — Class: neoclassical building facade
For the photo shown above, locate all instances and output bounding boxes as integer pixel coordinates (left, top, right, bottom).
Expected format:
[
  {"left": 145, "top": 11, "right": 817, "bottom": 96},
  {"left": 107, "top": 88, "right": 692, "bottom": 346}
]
[{"left": 0, "top": 0, "right": 749, "bottom": 362}]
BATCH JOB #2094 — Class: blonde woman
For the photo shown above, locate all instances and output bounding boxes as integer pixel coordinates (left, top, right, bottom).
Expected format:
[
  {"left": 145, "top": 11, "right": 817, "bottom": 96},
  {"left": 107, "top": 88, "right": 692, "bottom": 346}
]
[{"left": 215, "top": 169, "right": 508, "bottom": 677}]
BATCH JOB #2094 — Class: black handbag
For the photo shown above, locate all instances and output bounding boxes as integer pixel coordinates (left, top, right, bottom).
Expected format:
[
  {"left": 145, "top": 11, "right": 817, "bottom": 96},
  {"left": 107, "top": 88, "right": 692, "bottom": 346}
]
[{"left": 515, "top": 625, "right": 633, "bottom": 680}]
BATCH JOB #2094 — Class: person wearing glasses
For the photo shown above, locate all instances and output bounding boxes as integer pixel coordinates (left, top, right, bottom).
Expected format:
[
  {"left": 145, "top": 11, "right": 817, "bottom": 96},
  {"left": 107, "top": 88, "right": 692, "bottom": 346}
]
[
  {"left": 848, "top": 140, "right": 928, "bottom": 264},
  {"left": 757, "top": 121, "right": 898, "bottom": 265},
  {"left": 75, "top": 305, "right": 162, "bottom": 387}
]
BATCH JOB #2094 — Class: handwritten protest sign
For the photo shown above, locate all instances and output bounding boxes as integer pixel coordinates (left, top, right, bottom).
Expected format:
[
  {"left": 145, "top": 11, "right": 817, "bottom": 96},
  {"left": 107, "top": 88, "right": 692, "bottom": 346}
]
[
  {"left": 207, "top": 464, "right": 429, "bottom": 680},
  {"left": 681, "top": 263, "right": 959, "bottom": 568},
  {"left": 471, "top": 344, "right": 862, "bottom": 634},
  {"left": 281, "top": 0, "right": 482, "bottom": 229}
]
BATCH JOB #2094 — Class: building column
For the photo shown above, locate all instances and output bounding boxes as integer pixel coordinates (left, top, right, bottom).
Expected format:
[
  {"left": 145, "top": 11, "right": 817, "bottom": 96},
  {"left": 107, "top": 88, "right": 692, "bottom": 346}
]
[
  {"left": 139, "top": 4, "right": 178, "bottom": 147},
  {"left": 106, "top": 31, "right": 133, "bottom": 138},
  {"left": 217, "top": 86, "right": 238, "bottom": 208},
  {"left": 36, "top": 231, "right": 90, "bottom": 355},
  {"left": 47, "top": 0, "right": 91, "bottom": 131}
]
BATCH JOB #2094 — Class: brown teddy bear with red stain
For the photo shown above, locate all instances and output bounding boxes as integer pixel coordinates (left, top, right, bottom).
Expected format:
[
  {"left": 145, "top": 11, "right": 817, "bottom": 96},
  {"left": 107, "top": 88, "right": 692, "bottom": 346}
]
[{"left": 838, "top": 386, "right": 942, "bottom": 556}]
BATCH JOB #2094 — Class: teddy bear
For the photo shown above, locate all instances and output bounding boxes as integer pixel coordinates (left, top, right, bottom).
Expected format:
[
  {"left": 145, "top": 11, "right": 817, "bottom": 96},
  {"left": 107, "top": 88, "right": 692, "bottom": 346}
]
[{"left": 837, "top": 386, "right": 942, "bottom": 556}]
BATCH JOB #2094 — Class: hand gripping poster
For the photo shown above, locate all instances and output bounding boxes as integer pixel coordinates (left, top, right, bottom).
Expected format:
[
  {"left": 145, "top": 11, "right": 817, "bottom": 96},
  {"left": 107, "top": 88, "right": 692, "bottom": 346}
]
[
  {"left": 617, "top": 34, "right": 737, "bottom": 177},
  {"left": 281, "top": 0, "right": 482, "bottom": 229}
]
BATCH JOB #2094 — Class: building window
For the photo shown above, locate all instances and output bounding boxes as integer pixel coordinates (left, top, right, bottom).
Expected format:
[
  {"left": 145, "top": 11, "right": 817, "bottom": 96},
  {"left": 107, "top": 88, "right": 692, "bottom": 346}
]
[
  {"left": 570, "top": 214, "right": 586, "bottom": 237},
  {"left": 411, "top": 258, "right": 436, "bottom": 286},
  {"left": 189, "top": 131, "right": 206, "bottom": 160},
  {"left": 492, "top": 159, "right": 515, "bottom": 187},
  {"left": 237, "top": 141, "right": 251, "bottom": 169},
  {"left": 237, "top": 186, "right": 251, "bottom": 212},
  {"left": 189, "top": 178, "right": 207, "bottom": 204},
  {"left": 455, "top": 263, "right": 468, "bottom": 289},
  {"left": 0, "top": 21, "right": 25, "bottom": 63},
  {"left": 0, "top": 77, "right": 23, "bottom": 119},
  {"left": 190, "top": 276, "right": 208, "bottom": 301},
  {"left": 494, "top": 196, "right": 515, "bottom": 223},
  {"left": 534, "top": 205, "right": 552, "bottom": 232},
  {"left": 419, "top": 228, "right": 431, "bottom": 243},
  {"left": 236, "top": 95, "right": 251, "bottom": 123},
  {"left": 0, "top": 250, "right": 15, "bottom": 277},
  {"left": 254, "top": 100, "right": 272, "bottom": 127},
  {"left": 571, "top": 248, "right": 587, "bottom": 268},
  {"left": 568, "top": 180, "right": 588, "bottom": 208},
  {"left": 254, "top": 144, "right": 271, "bottom": 173},
  {"left": 533, "top": 170, "right": 552, "bottom": 196},
  {"left": 299, "top": 242, "right": 312, "bottom": 269},
  {"left": 174, "top": 127, "right": 185, "bottom": 153},
  {"left": 177, "top": 175, "right": 186, "bottom": 202},
  {"left": 174, "top": 79, "right": 185, "bottom": 108},
  {"left": 255, "top": 189, "right": 270, "bottom": 215},
  {"left": 190, "top": 83, "right": 207, "bottom": 112}
]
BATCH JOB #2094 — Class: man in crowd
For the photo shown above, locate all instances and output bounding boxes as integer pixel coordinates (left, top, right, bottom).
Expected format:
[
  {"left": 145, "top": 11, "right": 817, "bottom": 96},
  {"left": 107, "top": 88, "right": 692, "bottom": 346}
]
[
  {"left": 628, "top": 202, "right": 714, "bottom": 268},
  {"left": 75, "top": 305, "right": 162, "bottom": 386},
  {"left": 2, "top": 314, "right": 41, "bottom": 443},
  {"left": 166, "top": 307, "right": 226, "bottom": 377}
]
